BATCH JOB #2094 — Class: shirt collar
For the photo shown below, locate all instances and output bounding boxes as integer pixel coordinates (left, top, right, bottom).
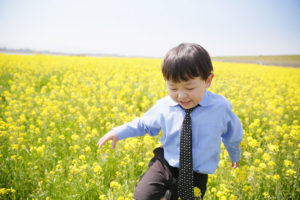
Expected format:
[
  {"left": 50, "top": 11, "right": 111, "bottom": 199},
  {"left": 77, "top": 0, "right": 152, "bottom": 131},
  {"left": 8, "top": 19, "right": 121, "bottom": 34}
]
[
  {"left": 198, "top": 89, "right": 211, "bottom": 107},
  {"left": 167, "top": 90, "right": 212, "bottom": 107}
]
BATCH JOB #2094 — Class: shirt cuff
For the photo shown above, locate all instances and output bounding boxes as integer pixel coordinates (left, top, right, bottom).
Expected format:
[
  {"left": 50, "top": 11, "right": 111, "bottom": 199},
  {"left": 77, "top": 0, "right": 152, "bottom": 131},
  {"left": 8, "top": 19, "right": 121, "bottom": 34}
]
[
  {"left": 228, "top": 148, "right": 241, "bottom": 162},
  {"left": 113, "top": 124, "right": 132, "bottom": 140}
]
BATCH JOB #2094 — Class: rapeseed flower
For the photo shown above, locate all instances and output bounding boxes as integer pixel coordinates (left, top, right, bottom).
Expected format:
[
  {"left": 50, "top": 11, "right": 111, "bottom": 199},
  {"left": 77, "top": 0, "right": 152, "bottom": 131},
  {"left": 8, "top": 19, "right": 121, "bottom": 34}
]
[
  {"left": 286, "top": 169, "right": 296, "bottom": 176},
  {"left": 272, "top": 174, "right": 280, "bottom": 181},
  {"left": 0, "top": 54, "right": 299, "bottom": 199},
  {"left": 110, "top": 181, "right": 121, "bottom": 190}
]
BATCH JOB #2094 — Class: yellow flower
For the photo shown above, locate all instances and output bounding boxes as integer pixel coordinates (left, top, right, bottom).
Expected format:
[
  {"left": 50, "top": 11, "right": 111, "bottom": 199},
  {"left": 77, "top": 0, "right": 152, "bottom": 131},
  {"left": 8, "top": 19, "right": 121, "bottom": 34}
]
[
  {"left": 286, "top": 169, "right": 296, "bottom": 176},
  {"left": 219, "top": 159, "right": 225, "bottom": 167},
  {"left": 284, "top": 160, "right": 294, "bottom": 167},
  {"left": 267, "top": 161, "right": 276, "bottom": 168},
  {"left": 243, "top": 151, "right": 251, "bottom": 158},
  {"left": 211, "top": 187, "right": 217, "bottom": 193},
  {"left": 59, "top": 135, "right": 65, "bottom": 140},
  {"left": 272, "top": 174, "right": 280, "bottom": 181},
  {"left": 220, "top": 196, "right": 227, "bottom": 200},
  {"left": 262, "top": 153, "right": 271, "bottom": 161},
  {"left": 254, "top": 159, "right": 261, "bottom": 165},
  {"left": 91, "top": 128, "right": 98, "bottom": 137},
  {"left": 79, "top": 155, "right": 86, "bottom": 161},
  {"left": 11, "top": 144, "right": 18, "bottom": 150},
  {"left": 248, "top": 138, "right": 259, "bottom": 148},
  {"left": 0, "top": 188, "right": 16, "bottom": 195},
  {"left": 70, "top": 165, "right": 79, "bottom": 174},
  {"left": 81, "top": 171, "right": 87, "bottom": 177},
  {"left": 46, "top": 136, "right": 52, "bottom": 143},
  {"left": 259, "top": 163, "right": 266, "bottom": 169},
  {"left": 110, "top": 181, "right": 121, "bottom": 190},
  {"left": 36, "top": 145, "right": 45, "bottom": 155},
  {"left": 263, "top": 192, "right": 270, "bottom": 199},
  {"left": 268, "top": 144, "right": 279, "bottom": 152},
  {"left": 243, "top": 185, "right": 252, "bottom": 193},
  {"left": 127, "top": 193, "right": 133, "bottom": 199},
  {"left": 10, "top": 155, "right": 17, "bottom": 160},
  {"left": 194, "top": 187, "right": 201, "bottom": 197},
  {"left": 216, "top": 191, "right": 224, "bottom": 197},
  {"left": 71, "top": 134, "right": 79, "bottom": 141},
  {"left": 85, "top": 146, "right": 91, "bottom": 152},
  {"left": 257, "top": 148, "right": 263, "bottom": 153},
  {"left": 80, "top": 164, "right": 88, "bottom": 170},
  {"left": 0, "top": 188, "right": 8, "bottom": 195},
  {"left": 93, "top": 162, "right": 102, "bottom": 174},
  {"left": 99, "top": 195, "right": 107, "bottom": 200}
]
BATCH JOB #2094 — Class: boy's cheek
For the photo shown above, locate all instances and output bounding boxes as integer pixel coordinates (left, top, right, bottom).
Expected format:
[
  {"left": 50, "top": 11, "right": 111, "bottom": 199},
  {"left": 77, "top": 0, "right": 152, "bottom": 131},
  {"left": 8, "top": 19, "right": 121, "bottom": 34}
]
[{"left": 169, "top": 93, "right": 178, "bottom": 102}]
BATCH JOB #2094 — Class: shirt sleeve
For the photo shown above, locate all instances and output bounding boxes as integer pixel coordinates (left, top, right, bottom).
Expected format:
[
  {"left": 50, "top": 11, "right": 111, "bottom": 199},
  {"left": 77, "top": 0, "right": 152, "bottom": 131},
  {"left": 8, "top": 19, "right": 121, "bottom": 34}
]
[
  {"left": 221, "top": 103, "right": 243, "bottom": 162},
  {"left": 113, "top": 101, "right": 162, "bottom": 140}
]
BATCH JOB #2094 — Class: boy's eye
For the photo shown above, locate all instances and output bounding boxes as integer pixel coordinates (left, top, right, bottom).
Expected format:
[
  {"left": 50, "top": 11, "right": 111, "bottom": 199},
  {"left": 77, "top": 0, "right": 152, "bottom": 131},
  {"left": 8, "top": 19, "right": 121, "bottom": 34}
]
[
  {"left": 170, "top": 88, "right": 177, "bottom": 91},
  {"left": 187, "top": 88, "right": 194, "bottom": 91}
]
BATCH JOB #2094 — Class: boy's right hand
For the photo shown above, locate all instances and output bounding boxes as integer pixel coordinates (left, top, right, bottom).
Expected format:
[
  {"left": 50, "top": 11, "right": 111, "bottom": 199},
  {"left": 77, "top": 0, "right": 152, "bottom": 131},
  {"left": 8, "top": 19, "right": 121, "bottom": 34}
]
[{"left": 97, "top": 130, "right": 118, "bottom": 150}]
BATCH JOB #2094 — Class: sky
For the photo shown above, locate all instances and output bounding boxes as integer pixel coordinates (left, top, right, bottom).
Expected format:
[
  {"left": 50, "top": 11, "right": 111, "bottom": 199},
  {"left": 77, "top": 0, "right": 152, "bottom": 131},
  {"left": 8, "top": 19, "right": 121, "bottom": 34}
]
[{"left": 0, "top": 0, "right": 300, "bottom": 57}]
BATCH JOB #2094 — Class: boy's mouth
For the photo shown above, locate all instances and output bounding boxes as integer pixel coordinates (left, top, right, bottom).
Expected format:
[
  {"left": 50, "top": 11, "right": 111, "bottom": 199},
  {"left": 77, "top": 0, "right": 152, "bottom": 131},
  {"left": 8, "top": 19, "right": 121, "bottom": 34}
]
[{"left": 179, "top": 101, "right": 191, "bottom": 107}]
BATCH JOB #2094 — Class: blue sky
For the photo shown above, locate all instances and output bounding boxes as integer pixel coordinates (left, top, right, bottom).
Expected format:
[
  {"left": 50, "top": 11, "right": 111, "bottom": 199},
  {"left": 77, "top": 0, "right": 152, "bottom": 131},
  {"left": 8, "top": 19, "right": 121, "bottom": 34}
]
[{"left": 0, "top": 0, "right": 299, "bottom": 57}]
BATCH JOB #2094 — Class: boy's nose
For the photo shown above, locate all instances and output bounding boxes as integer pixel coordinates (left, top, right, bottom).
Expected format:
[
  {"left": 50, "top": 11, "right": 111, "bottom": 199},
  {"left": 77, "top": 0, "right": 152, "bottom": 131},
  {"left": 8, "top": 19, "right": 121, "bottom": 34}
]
[{"left": 177, "top": 91, "right": 187, "bottom": 99}]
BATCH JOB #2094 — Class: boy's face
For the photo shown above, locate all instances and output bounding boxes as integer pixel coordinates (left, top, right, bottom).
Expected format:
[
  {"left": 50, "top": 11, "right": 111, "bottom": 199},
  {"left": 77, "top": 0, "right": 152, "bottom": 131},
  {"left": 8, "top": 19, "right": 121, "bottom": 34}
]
[{"left": 166, "top": 74, "right": 214, "bottom": 109}]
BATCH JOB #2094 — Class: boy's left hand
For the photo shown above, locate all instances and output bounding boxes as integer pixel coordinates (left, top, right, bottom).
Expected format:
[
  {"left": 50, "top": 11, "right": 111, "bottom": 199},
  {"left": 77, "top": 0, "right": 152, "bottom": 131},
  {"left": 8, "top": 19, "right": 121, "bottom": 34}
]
[{"left": 231, "top": 162, "right": 239, "bottom": 169}]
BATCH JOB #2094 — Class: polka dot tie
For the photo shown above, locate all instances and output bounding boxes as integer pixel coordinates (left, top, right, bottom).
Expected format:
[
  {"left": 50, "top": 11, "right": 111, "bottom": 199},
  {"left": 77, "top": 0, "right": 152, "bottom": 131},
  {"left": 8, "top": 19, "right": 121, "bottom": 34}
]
[{"left": 178, "top": 106, "right": 198, "bottom": 200}]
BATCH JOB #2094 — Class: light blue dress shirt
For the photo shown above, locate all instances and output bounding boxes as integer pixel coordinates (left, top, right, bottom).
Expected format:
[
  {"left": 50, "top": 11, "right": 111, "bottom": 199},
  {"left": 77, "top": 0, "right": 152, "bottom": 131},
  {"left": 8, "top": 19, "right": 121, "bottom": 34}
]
[{"left": 114, "top": 90, "right": 243, "bottom": 174}]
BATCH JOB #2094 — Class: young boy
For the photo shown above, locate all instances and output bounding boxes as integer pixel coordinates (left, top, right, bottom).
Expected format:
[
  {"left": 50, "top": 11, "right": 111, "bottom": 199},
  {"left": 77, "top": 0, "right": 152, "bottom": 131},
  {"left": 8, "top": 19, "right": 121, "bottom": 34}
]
[{"left": 97, "top": 43, "right": 243, "bottom": 200}]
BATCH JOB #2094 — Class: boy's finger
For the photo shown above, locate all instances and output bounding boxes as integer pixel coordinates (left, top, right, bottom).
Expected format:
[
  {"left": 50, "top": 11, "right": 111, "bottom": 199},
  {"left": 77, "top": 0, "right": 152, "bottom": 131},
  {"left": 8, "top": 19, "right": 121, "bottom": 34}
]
[
  {"left": 97, "top": 131, "right": 117, "bottom": 149},
  {"left": 232, "top": 162, "right": 239, "bottom": 168},
  {"left": 111, "top": 138, "right": 117, "bottom": 149},
  {"left": 97, "top": 140, "right": 103, "bottom": 149},
  {"left": 97, "top": 137, "right": 109, "bottom": 149}
]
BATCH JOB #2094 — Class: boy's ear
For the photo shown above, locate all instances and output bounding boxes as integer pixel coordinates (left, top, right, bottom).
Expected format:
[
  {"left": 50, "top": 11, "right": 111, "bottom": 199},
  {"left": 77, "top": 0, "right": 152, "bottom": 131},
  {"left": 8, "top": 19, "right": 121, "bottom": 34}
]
[{"left": 205, "top": 73, "right": 214, "bottom": 88}]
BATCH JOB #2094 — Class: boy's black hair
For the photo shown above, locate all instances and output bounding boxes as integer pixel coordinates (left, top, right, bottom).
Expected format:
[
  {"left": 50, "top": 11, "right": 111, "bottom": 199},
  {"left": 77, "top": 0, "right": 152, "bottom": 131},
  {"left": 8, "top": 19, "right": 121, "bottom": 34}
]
[{"left": 162, "top": 43, "right": 213, "bottom": 82}]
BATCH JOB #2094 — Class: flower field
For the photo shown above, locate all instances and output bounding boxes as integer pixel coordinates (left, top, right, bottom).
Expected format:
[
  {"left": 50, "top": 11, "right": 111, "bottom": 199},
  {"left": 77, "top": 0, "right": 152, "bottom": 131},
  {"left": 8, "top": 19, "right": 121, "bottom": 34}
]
[{"left": 0, "top": 54, "right": 299, "bottom": 200}]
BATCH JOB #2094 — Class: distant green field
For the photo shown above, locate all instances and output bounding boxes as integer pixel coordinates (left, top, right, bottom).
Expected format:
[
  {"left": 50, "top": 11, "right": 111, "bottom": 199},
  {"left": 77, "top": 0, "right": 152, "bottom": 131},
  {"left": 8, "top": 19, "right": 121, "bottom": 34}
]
[{"left": 212, "top": 55, "right": 300, "bottom": 67}]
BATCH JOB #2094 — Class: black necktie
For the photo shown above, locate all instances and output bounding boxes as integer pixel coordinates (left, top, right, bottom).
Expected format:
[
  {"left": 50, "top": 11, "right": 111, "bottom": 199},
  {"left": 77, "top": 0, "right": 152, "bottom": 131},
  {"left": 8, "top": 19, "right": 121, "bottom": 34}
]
[{"left": 178, "top": 106, "right": 198, "bottom": 200}]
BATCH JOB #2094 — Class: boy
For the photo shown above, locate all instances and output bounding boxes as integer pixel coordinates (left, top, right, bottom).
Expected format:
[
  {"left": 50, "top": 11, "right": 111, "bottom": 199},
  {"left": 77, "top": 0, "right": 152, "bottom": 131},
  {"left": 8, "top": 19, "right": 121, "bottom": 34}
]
[{"left": 97, "top": 43, "right": 243, "bottom": 200}]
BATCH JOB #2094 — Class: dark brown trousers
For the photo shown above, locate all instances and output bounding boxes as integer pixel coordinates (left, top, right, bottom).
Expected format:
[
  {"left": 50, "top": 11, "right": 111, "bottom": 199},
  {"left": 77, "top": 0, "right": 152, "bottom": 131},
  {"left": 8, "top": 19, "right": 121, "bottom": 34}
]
[{"left": 134, "top": 147, "right": 208, "bottom": 200}]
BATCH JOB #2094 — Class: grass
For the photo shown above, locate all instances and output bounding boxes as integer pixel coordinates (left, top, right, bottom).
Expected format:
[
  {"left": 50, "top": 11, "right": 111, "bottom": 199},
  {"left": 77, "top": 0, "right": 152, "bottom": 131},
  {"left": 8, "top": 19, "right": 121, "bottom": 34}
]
[{"left": 212, "top": 55, "right": 300, "bottom": 67}]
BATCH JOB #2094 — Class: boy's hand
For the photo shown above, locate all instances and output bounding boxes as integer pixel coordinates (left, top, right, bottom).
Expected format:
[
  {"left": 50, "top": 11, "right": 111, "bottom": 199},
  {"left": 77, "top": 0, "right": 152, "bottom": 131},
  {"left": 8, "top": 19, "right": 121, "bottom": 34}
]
[
  {"left": 97, "top": 130, "right": 118, "bottom": 150},
  {"left": 231, "top": 162, "right": 240, "bottom": 169}
]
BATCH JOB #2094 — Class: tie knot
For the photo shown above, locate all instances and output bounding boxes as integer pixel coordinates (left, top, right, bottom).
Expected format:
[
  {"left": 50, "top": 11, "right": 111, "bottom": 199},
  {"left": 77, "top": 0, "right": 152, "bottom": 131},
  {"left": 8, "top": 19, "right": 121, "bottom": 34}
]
[{"left": 185, "top": 105, "right": 198, "bottom": 115}]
